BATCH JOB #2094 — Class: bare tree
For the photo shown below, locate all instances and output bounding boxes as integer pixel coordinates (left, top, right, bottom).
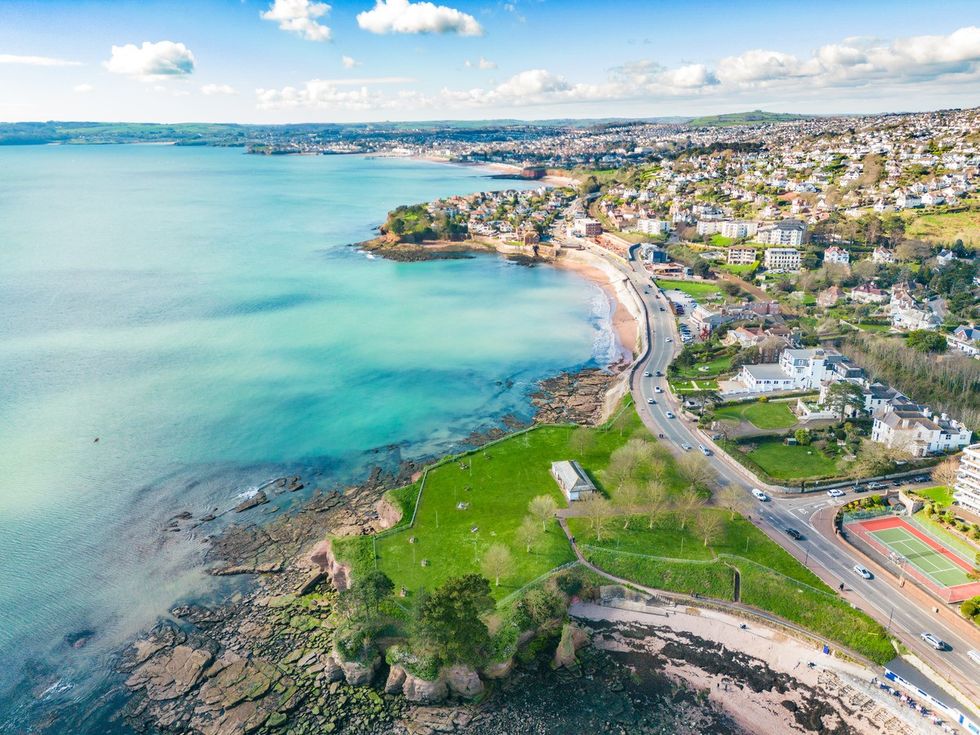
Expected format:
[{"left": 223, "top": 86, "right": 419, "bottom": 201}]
[
  {"left": 614, "top": 480, "right": 644, "bottom": 529},
  {"left": 515, "top": 515, "right": 544, "bottom": 553},
  {"left": 581, "top": 494, "right": 613, "bottom": 542},
  {"left": 932, "top": 457, "right": 959, "bottom": 495},
  {"left": 675, "top": 487, "right": 706, "bottom": 530},
  {"left": 695, "top": 511, "right": 724, "bottom": 547},
  {"left": 642, "top": 481, "right": 669, "bottom": 529},
  {"left": 568, "top": 427, "right": 595, "bottom": 455},
  {"left": 678, "top": 453, "right": 716, "bottom": 492},
  {"left": 718, "top": 485, "right": 742, "bottom": 520},
  {"left": 528, "top": 495, "right": 558, "bottom": 531},
  {"left": 481, "top": 543, "right": 513, "bottom": 587}
]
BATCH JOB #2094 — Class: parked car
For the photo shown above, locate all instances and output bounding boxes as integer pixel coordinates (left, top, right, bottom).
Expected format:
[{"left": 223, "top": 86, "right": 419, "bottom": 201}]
[
  {"left": 867, "top": 482, "right": 885, "bottom": 490},
  {"left": 659, "top": 307, "right": 665, "bottom": 312},
  {"left": 920, "top": 632, "right": 948, "bottom": 651},
  {"left": 785, "top": 528, "right": 803, "bottom": 540},
  {"left": 851, "top": 485, "right": 866, "bottom": 493},
  {"left": 853, "top": 565, "right": 873, "bottom": 580},
  {"left": 665, "top": 411, "right": 675, "bottom": 419},
  {"left": 751, "top": 488, "right": 769, "bottom": 502},
  {"left": 827, "top": 488, "right": 845, "bottom": 498}
]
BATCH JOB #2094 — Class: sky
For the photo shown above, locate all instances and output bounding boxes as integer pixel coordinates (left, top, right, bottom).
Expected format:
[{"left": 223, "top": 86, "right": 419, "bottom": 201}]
[{"left": 1, "top": 0, "right": 980, "bottom": 123}]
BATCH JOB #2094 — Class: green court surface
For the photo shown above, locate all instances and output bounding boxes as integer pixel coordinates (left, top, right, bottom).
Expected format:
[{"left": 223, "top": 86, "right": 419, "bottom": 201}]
[{"left": 870, "top": 527, "right": 972, "bottom": 588}]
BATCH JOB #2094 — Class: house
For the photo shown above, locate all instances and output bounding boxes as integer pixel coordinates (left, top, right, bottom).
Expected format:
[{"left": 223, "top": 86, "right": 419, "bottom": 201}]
[
  {"left": 817, "top": 285, "right": 845, "bottom": 307},
  {"left": 572, "top": 217, "right": 602, "bottom": 237},
  {"left": 550, "top": 460, "right": 597, "bottom": 502},
  {"left": 634, "top": 218, "right": 670, "bottom": 235},
  {"left": 823, "top": 246, "right": 850, "bottom": 265},
  {"left": 948, "top": 325, "right": 980, "bottom": 357},
  {"left": 755, "top": 219, "right": 806, "bottom": 246},
  {"left": 727, "top": 247, "right": 758, "bottom": 265},
  {"left": 872, "top": 247, "right": 896, "bottom": 264},
  {"left": 955, "top": 443, "right": 980, "bottom": 515},
  {"left": 649, "top": 262, "right": 691, "bottom": 279},
  {"left": 849, "top": 282, "right": 888, "bottom": 304},
  {"left": 779, "top": 348, "right": 843, "bottom": 390},
  {"left": 720, "top": 220, "right": 758, "bottom": 239},
  {"left": 763, "top": 247, "right": 801, "bottom": 272},
  {"left": 936, "top": 249, "right": 956, "bottom": 268},
  {"left": 870, "top": 410, "right": 972, "bottom": 457},
  {"left": 736, "top": 363, "right": 797, "bottom": 393}
]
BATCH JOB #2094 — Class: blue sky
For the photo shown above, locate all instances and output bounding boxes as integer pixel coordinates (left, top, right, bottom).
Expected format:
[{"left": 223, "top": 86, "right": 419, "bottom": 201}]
[{"left": 1, "top": 0, "right": 979, "bottom": 122}]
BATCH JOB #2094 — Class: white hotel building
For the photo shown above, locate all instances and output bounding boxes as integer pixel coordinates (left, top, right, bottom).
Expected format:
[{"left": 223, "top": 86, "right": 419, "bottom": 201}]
[
  {"left": 763, "top": 247, "right": 802, "bottom": 272},
  {"left": 955, "top": 443, "right": 980, "bottom": 515}
]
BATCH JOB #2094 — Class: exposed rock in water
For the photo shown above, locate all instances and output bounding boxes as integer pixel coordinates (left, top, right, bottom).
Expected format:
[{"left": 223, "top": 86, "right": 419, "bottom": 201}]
[
  {"left": 233, "top": 490, "right": 268, "bottom": 513},
  {"left": 531, "top": 368, "right": 621, "bottom": 426}
]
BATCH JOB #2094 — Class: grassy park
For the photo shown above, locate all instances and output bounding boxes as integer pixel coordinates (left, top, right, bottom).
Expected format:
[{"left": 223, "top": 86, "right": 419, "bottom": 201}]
[
  {"left": 671, "top": 354, "right": 734, "bottom": 380},
  {"left": 655, "top": 278, "right": 721, "bottom": 300},
  {"left": 905, "top": 208, "right": 980, "bottom": 248},
  {"left": 713, "top": 400, "right": 798, "bottom": 430},
  {"left": 916, "top": 485, "right": 955, "bottom": 507},
  {"left": 720, "top": 435, "right": 843, "bottom": 482}
]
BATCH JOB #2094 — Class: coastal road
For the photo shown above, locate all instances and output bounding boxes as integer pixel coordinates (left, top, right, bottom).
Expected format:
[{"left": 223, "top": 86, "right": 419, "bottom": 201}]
[{"left": 570, "top": 237, "right": 980, "bottom": 714}]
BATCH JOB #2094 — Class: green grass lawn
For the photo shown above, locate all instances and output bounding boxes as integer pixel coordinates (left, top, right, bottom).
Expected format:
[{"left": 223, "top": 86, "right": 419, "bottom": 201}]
[
  {"left": 673, "top": 355, "right": 734, "bottom": 380},
  {"left": 568, "top": 509, "right": 893, "bottom": 663},
  {"left": 737, "top": 436, "right": 842, "bottom": 481},
  {"left": 916, "top": 485, "right": 955, "bottom": 506},
  {"left": 857, "top": 321, "right": 893, "bottom": 333},
  {"left": 714, "top": 400, "right": 799, "bottom": 430},
  {"left": 655, "top": 279, "right": 721, "bottom": 300},
  {"left": 718, "top": 262, "right": 758, "bottom": 275},
  {"left": 670, "top": 379, "right": 720, "bottom": 393},
  {"left": 334, "top": 401, "right": 671, "bottom": 601},
  {"left": 906, "top": 209, "right": 980, "bottom": 248},
  {"left": 709, "top": 233, "right": 735, "bottom": 247}
]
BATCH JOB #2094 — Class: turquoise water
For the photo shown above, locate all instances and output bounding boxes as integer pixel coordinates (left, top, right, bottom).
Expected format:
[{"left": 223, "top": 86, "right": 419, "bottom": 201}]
[{"left": 0, "top": 146, "right": 614, "bottom": 725}]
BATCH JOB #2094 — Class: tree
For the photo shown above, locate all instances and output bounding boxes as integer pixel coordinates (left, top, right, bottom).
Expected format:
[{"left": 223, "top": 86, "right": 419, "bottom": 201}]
[
  {"left": 642, "top": 481, "right": 669, "bottom": 529},
  {"left": 933, "top": 457, "right": 960, "bottom": 495},
  {"left": 614, "top": 480, "right": 644, "bottom": 529},
  {"left": 481, "top": 543, "right": 513, "bottom": 587},
  {"left": 718, "top": 484, "right": 742, "bottom": 520},
  {"left": 691, "top": 388, "right": 721, "bottom": 417},
  {"left": 822, "top": 381, "right": 865, "bottom": 423},
  {"left": 581, "top": 494, "right": 613, "bottom": 541},
  {"left": 695, "top": 511, "right": 724, "bottom": 547},
  {"left": 339, "top": 569, "right": 394, "bottom": 622},
  {"left": 906, "top": 330, "right": 947, "bottom": 354},
  {"left": 794, "top": 428, "right": 812, "bottom": 446},
  {"left": 675, "top": 487, "right": 706, "bottom": 530},
  {"left": 515, "top": 515, "right": 544, "bottom": 553},
  {"left": 412, "top": 574, "right": 493, "bottom": 666},
  {"left": 568, "top": 427, "right": 595, "bottom": 455},
  {"left": 854, "top": 441, "right": 901, "bottom": 477},
  {"left": 677, "top": 453, "right": 716, "bottom": 491},
  {"left": 528, "top": 495, "right": 558, "bottom": 531}
]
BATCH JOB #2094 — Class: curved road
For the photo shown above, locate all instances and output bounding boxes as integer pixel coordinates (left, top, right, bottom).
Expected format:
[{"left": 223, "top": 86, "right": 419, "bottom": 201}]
[{"left": 567, "top": 236, "right": 979, "bottom": 713}]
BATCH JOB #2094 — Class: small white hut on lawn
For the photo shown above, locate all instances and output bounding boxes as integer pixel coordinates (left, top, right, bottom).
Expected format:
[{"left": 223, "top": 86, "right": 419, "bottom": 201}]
[{"left": 550, "top": 460, "right": 597, "bottom": 502}]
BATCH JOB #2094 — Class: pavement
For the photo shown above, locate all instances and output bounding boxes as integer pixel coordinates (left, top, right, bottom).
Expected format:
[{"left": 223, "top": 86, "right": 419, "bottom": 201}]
[{"left": 563, "top": 236, "right": 980, "bottom": 716}]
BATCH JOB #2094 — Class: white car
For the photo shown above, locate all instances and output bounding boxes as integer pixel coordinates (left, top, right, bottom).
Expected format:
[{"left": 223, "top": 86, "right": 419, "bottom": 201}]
[
  {"left": 654, "top": 386, "right": 663, "bottom": 393},
  {"left": 968, "top": 649, "right": 980, "bottom": 666},
  {"left": 920, "top": 632, "right": 948, "bottom": 651},
  {"left": 751, "top": 488, "right": 769, "bottom": 502},
  {"left": 665, "top": 411, "right": 675, "bottom": 419},
  {"left": 826, "top": 488, "right": 845, "bottom": 498},
  {"left": 647, "top": 398, "right": 655, "bottom": 404},
  {"left": 853, "top": 565, "right": 873, "bottom": 580},
  {"left": 643, "top": 371, "right": 652, "bottom": 377},
  {"left": 664, "top": 337, "right": 672, "bottom": 343},
  {"left": 699, "top": 445, "right": 712, "bottom": 456},
  {"left": 680, "top": 443, "right": 693, "bottom": 451}
]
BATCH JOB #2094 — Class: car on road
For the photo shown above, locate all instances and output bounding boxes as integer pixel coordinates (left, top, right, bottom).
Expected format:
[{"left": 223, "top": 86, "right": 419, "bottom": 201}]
[
  {"left": 751, "top": 488, "right": 769, "bottom": 502},
  {"left": 643, "top": 371, "right": 652, "bottom": 377},
  {"left": 698, "top": 445, "right": 712, "bottom": 456},
  {"left": 665, "top": 337, "right": 672, "bottom": 342},
  {"left": 665, "top": 411, "right": 675, "bottom": 419},
  {"left": 654, "top": 386, "right": 663, "bottom": 393},
  {"left": 785, "top": 528, "right": 803, "bottom": 540},
  {"left": 914, "top": 475, "right": 929, "bottom": 483},
  {"left": 968, "top": 649, "right": 980, "bottom": 666},
  {"left": 655, "top": 370, "right": 663, "bottom": 376},
  {"left": 826, "top": 488, "right": 845, "bottom": 498},
  {"left": 659, "top": 306, "right": 665, "bottom": 312},
  {"left": 851, "top": 485, "right": 866, "bottom": 493},
  {"left": 647, "top": 398, "right": 655, "bottom": 404},
  {"left": 853, "top": 565, "right": 873, "bottom": 580},
  {"left": 866, "top": 482, "right": 885, "bottom": 490},
  {"left": 680, "top": 443, "right": 693, "bottom": 451},
  {"left": 920, "top": 632, "right": 948, "bottom": 651}
]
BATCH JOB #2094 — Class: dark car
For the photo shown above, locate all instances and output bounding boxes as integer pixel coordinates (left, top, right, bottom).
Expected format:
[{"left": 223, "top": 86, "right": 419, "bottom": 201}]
[
  {"left": 852, "top": 485, "right": 867, "bottom": 493},
  {"left": 785, "top": 528, "right": 803, "bottom": 540}
]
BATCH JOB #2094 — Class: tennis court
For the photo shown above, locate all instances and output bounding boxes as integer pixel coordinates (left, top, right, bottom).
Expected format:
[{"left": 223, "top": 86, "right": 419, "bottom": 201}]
[{"left": 859, "top": 516, "right": 972, "bottom": 587}]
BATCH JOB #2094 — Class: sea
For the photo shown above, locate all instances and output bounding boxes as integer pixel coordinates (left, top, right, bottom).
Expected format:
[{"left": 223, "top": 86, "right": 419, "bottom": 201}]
[{"left": 0, "top": 145, "right": 618, "bottom": 731}]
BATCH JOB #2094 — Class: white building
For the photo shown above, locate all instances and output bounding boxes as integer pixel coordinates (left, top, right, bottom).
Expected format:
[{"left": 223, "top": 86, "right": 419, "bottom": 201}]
[
  {"left": 736, "top": 363, "right": 797, "bottom": 393},
  {"left": 634, "top": 218, "right": 670, "bottom": 235},
  {"left": 720, "top": 220, "right": 759, "bottom": 239},
  {"left": 947, "top": 325, "right": 980, "bottom": 357},
  {"left": 572, "top": 217, "right": 602, "bottom": 237},
  {"left": 954, "top": 443, "right": 980, "bottom": 514},
  {"left": 871, "top": 410, "right": 972, "bottom": 458},
  {"left": 696, "top": 220, "right": 723, "bottom": 236},
  {"left": 778, "top": 348, "right": 840, "bottom": 390},
  {"left": 763, "top": 247, "right": 802, "bottom": 272},
  {"left": 823, "top": 246, "right": 850, "bottom": 265},
  {"left": 872, "top": 247, "right": 896, "bottom": 264},
  {"left": 727, "top": 247, "right": 758, "bottom": 265},
  {"left": 756, "top": 220, "right": 806, "bottom": 246},
  {"left": 550, "top": 460, "right": 597, "bottom": 502}
]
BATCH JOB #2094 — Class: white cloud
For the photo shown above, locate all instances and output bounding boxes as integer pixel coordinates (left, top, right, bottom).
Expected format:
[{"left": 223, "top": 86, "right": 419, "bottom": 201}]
[
  {"left": 658, "top": 63, "right": 717, "bottom": 89},
  {"left": 201, "top": 83, "right": 238, "bottom": 96},
  {"left": 261, "top": 0, "right": 332, "bottom": 42},
  {"left": 255, "top": 76, "right": 417, "bottom": 109},
  {"left": 357, "top": 0, "right": 483, "bottom": 36},
  {"left": 715, "top": 49, "right": 802, "bottom": 84},
  {"left": 73, "top": 83, "right": 94, "bottom": 94},
  {"left": 342, "top": 55, "right": 360, "bottom": 69},
  {"left": 465, "top": 56, "right": 497, "bottom": 70},
  {"left": 0, "top": 54, "right": 82, "bottom": 67},
  {"left": 104, "top": 41, "right": 195, "bottom": 80}
]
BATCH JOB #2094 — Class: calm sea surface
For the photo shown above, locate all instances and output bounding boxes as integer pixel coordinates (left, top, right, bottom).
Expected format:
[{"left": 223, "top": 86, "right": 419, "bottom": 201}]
[{"left": 0, "top": 146, "right": 615, "bottom": 728}]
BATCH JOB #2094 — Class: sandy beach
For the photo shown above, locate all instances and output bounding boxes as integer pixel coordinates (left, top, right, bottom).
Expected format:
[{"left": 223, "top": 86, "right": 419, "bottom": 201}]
[{"left": 573, "top": 601, "right": 957, "bottom": 735}]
